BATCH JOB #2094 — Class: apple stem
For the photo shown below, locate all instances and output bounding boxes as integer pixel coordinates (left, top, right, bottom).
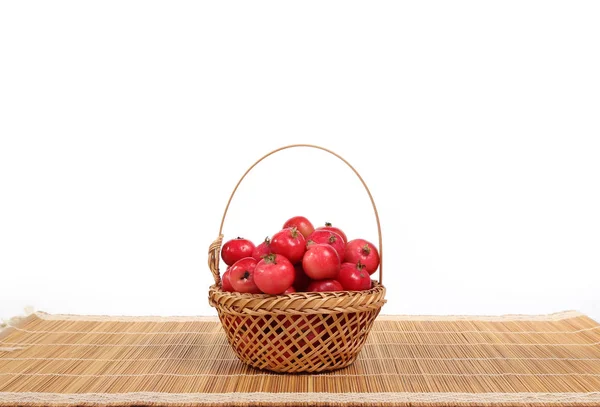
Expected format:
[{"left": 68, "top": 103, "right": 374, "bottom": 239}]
[
  {"left": 264, "top": 253, "right": 277, "bottom": 264},
  {"left": 290, "top": 227, "right": 299, "bottom": 238}
]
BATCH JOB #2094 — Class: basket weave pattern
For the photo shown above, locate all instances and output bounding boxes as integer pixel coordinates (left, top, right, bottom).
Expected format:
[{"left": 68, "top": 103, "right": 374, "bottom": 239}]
[{"left": 207, "top": 145, "right": 386, "bottom": 373}]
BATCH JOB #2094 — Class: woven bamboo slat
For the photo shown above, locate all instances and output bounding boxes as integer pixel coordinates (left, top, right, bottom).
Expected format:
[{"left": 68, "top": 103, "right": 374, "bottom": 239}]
[{"left": 1, "top": 311, "right": 600, "bottom": 406}]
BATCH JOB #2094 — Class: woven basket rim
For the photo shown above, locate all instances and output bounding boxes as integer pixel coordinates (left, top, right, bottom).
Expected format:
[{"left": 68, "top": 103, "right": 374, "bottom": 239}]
[
  {"left": 209, "top": 281, "right": 386, "bottom": 316},
  {"left": 210, "top": 280, "right": 384, "bottom": 300}
]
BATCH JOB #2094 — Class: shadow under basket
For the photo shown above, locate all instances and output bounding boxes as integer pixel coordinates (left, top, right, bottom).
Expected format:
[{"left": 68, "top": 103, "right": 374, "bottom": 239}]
[{"left": 207, "top": 144, "right": 387, "bottom": 373}]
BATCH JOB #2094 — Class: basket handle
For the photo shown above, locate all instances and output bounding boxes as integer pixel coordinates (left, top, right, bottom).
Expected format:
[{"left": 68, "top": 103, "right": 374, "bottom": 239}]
[{"left": 208, "top": 144, "right": 383, "bottom": 286}]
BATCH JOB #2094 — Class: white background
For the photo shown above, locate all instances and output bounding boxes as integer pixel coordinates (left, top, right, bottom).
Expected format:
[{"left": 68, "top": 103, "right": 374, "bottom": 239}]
[{"left": 1, "top": 1, "right": 599, "bottom": 322}]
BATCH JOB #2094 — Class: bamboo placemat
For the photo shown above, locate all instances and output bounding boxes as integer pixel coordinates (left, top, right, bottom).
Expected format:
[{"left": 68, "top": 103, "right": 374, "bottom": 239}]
[{"left": 1, "top": 311, "right": 599, "bottom": 406}]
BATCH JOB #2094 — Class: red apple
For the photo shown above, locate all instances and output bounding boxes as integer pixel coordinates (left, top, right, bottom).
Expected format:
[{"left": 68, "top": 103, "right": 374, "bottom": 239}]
[
  {"left": 345, "top": 239, "right": 380, "bottom": 275},
  {"left": 302, "top": 244, "right": 340, "bottom": 280},
  {"left": 283, "top": 216, "right": 314, "bottom": 239},
  {"left": 221, "top": 268, "right": 234, "bottom": 292},
  {"left": 229, "top": 257, "right": 261, "bottom": 294}
]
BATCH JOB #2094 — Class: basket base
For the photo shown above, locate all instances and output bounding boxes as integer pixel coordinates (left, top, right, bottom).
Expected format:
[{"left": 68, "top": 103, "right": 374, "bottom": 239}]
[{"left": 217, "top": 309, "right": 381, "bottom": 373}]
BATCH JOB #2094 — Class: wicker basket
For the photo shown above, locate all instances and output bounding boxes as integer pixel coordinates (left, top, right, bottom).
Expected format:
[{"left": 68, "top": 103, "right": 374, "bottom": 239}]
[{"left": 208, "top": 144, "right": 386, "bottom": 373}]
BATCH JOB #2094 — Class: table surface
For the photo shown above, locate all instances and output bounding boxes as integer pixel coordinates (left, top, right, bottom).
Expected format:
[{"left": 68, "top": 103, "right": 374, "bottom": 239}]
[{"left": 1, "top": 311, "right": 600, "bottom": 406}]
